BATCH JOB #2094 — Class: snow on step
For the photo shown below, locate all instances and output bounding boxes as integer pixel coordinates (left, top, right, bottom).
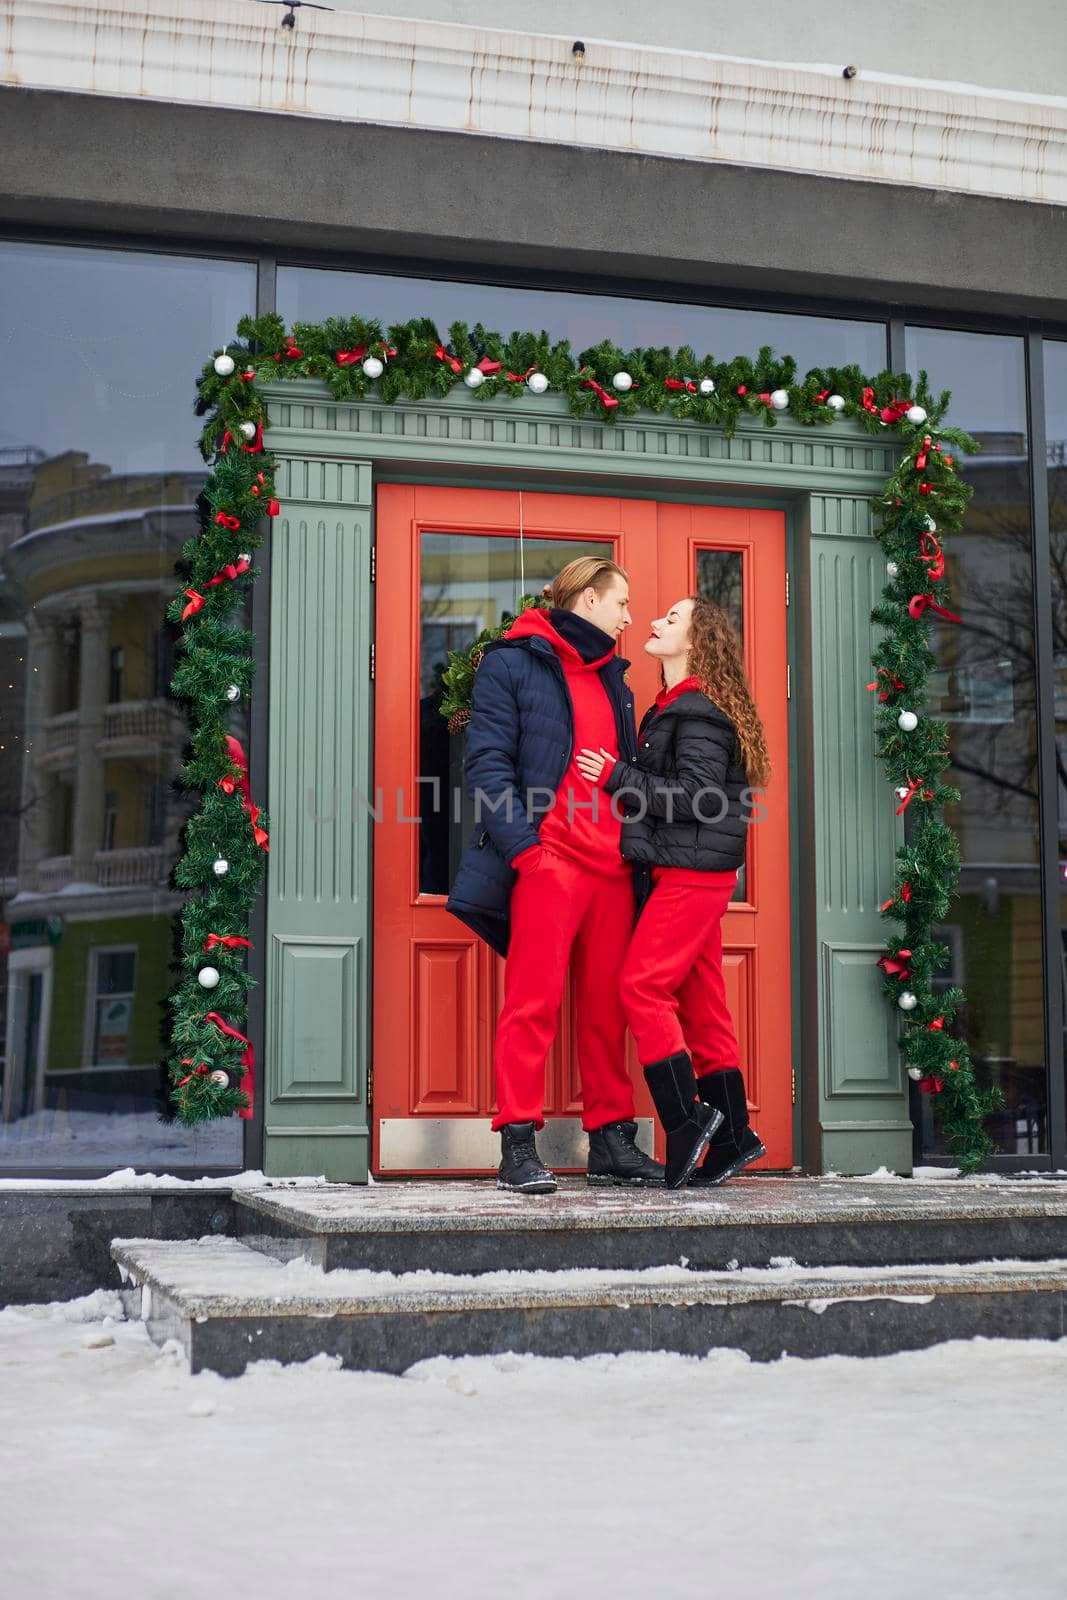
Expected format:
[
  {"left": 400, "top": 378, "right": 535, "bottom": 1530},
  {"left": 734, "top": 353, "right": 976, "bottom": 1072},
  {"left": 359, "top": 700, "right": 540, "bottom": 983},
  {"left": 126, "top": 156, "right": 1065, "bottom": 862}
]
[
  {"left": 235, "top": 1174, "right": 1067, "bottom": 1236},
  {"left": 112, "top": 1236, "right": 1067, "bottom": 1320}
]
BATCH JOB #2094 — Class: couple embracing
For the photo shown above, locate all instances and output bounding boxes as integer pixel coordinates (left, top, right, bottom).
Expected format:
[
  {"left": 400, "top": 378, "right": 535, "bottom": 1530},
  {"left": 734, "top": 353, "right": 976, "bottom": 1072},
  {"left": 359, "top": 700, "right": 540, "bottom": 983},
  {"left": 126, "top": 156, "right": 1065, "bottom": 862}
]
[{"left": 447, "top": 556, "right": 769, "bottom": 1195}]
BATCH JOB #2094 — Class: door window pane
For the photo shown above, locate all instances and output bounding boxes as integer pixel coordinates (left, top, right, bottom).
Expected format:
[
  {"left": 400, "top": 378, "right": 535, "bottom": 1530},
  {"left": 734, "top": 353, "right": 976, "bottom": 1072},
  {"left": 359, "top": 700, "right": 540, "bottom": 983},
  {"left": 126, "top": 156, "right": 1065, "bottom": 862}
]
[
  {"left": 696, "top": 548, "right": 747, "bottom": 901},
  {"left": 905, "top": 327, "right": 1042, "bottom": 1156},
  {"left": 419, "top": 532, "right": 608, "bottom": 895},
  {"left": 280, "top": 267, "right": 887, "bottom": 374},
  {"left": 0, "top": 241, "right": 256, "bottom": 1171}
]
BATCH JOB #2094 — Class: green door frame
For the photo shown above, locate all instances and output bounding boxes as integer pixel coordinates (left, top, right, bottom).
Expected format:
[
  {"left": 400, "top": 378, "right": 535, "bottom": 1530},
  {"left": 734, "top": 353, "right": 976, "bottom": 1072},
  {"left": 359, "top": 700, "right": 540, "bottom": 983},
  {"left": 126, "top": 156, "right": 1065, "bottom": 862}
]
[{"left": 259, "top": 381, "right": 908, "bottom": 1182}]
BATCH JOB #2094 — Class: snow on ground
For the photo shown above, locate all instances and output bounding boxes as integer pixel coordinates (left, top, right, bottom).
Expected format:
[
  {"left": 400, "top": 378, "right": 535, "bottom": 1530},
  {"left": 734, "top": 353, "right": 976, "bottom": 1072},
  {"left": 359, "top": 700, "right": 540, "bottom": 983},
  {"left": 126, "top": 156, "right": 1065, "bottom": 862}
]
[{"left": 2, "top": 1293, "right": 1064, "bottom": 1600}]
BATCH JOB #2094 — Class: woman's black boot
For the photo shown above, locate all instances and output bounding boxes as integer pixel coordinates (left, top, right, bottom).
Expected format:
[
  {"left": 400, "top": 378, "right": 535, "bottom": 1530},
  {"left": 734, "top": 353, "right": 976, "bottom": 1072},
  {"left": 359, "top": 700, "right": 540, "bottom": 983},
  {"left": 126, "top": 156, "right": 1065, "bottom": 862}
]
[
  {"left": 642, "top": 1052, "right": 723, "bottom": 1189},
  {"left": 691, "top": 1068, "right": 766, "bottom": 1186}
]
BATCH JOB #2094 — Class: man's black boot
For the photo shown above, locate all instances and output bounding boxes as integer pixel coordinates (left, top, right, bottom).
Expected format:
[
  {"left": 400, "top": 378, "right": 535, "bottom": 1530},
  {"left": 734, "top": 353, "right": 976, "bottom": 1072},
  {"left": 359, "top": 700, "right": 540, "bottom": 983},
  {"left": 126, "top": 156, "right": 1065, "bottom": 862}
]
[
  {"left": 587, "top": 1120, "right": 665, "bottom": 1186},
  {"left": 497, "top": 1122, "right": 558, "bottom": 1194},
  {"left": 690, "top": 1068, "right": 766, "bottom": 1186},
  {"left": 642, "top": 1052, "right": 723, "bottom": 1190}
]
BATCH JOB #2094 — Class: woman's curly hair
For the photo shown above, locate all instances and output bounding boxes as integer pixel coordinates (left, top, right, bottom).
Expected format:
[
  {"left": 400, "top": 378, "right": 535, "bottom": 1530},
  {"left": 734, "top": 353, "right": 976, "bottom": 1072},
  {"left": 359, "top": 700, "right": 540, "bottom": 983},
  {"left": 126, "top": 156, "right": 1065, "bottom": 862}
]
[{"left": 675, "top": 595, "right": 771, "bottom": 788}]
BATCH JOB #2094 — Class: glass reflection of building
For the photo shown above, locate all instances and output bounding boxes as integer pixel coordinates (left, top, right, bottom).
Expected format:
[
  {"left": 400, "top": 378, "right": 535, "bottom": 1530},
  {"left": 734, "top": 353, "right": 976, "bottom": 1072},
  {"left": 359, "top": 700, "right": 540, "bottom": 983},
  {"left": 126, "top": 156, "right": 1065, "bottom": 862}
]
[{"left": 0, "top": 242, "right": 254, "bottom": 1172}]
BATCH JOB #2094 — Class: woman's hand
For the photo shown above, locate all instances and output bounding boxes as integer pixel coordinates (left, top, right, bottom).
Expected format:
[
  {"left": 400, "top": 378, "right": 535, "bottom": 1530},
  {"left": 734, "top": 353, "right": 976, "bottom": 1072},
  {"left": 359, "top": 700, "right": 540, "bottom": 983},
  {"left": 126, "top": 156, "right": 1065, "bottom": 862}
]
[{"left": 576, "top": 746, "right": 618, "bottom": 784}]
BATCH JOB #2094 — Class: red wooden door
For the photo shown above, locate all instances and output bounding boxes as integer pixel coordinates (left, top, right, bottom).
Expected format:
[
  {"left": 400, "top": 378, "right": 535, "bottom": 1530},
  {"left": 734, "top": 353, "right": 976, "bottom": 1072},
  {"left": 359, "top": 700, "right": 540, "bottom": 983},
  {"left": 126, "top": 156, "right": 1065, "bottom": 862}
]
[{"left": 372, "top": 486, "right": 790, "bottom": 1172}]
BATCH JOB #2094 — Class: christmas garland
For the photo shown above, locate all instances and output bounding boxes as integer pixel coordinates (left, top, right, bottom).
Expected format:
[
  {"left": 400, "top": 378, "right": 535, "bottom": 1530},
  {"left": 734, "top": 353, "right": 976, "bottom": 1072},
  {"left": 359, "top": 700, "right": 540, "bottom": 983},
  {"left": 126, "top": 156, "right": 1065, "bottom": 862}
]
[{"left": 167, "top": 311, "right": 997, "bottom": 1171}]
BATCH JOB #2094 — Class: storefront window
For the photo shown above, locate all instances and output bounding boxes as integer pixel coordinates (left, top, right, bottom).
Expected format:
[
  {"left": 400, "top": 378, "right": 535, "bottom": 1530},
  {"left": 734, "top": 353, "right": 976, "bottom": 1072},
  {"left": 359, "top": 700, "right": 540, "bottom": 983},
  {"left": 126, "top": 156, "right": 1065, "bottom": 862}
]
[
  {"left": 1044, "top": 340, "right": 1067, "bottom": 1152},
  {"left": 0, "top": 242, "right": 256, "bottom": 1171},
  {"left": 279, "top": 267, "right": 888, "bottom": 373},
  {"left": 905, "top": 327, "right": 1044, "bottom": 1157}
]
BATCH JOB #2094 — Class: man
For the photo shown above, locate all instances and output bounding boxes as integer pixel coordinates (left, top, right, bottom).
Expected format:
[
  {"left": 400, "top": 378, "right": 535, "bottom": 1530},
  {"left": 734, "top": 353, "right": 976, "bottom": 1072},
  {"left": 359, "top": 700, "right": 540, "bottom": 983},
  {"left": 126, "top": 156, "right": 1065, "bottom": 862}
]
[{"left": 447, "top": 556, "right": 664, "bottom": 1193}]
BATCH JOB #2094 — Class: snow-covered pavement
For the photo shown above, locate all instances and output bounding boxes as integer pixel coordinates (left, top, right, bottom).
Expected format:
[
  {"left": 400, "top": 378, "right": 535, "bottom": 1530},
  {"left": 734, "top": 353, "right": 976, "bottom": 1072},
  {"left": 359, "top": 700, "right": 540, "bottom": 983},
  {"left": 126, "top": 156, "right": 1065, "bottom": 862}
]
[{"left": 1, "top": 1292, "right": 1064, "bottom": 1598}]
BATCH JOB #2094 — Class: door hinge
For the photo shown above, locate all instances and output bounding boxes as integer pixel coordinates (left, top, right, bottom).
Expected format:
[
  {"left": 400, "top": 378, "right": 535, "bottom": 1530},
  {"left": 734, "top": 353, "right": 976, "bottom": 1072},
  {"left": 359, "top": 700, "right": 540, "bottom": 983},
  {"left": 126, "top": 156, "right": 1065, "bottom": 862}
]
[
  {"left": 369, "top": 641, "right": 376, "bottom": 681},
  {"left": 791, "top": 1066, "right": 797, "bottom": 1105},
  {"left": 370, "top": 544, "right": 376, "bottom": 584},
  {"left": 785, "top": 571, "right": 790, "bottom": 607},
  {"left": 786, "top": 663, "right": 791, "bottom": 700}
]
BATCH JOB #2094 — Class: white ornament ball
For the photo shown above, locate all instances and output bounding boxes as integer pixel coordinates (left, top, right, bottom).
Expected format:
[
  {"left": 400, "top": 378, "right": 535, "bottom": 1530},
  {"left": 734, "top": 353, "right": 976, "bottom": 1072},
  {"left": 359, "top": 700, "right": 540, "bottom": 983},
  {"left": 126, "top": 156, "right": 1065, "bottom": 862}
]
[
  {"left": 212, "top": 857, "right": 229, "bottom": 877},
  {"left": 209, "top": 1070, "right": 231, "bottom": 1087},
  {"left": 898, "top": 991, "right": 918, "bottom": 1012},
  {"left": 213, "top": 353, "right": 236, "bottom": 378},
  {"left": 897, "top": 710, "right": 919, "bottom": 733},
  {"left": 895, "top": 786, "right": 910, "bottom": 801},
  {"left": 463, "top": 367, "right": 485, "bottom": 389},
  {"left": 197, "top": 966, "right": 221, "bottom": 990},
  {"left": 238, "top": 420, "right": 257, "bottom": 440},
  {"left": 699, "top": 377, "right": 716, "bottom": 395},
  {"left": 361, "top": 355, "right": 384, "bottom": 380},
  {"left": 907, "top": 1066, "right": 924, "bottom": 1081},
  {"left": 924, "top": 516, "right": 937, "bottom": 533},
  {"left": 612, "top": 371, "right": 633, "bottom": 392},
  {"left": 827, "top": 394, "right": 846, "bottom": 412},
  {"left": 526, "top": 371, "right": 549, "bottom": 394},
  {"left": 906, "top": 405, "right": 928, "bottom": 425},
  {"left": 770, "top": 389, "right": 789, "bottom": 411},
  {"left": 237, "top": 553, "right": 251, "bottom": 565},
  {"left": 886, "top": 561, "right": 899, "bottom": 579},
  {"left": 225, "top": 684, "right": 241, "bottom": 703}
]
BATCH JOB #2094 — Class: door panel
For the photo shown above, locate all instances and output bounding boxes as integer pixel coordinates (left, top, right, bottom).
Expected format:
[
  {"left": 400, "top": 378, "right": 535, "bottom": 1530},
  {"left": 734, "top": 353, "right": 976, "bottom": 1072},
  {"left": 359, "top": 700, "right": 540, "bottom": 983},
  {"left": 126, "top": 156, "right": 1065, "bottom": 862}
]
[{"left": 373, "top": 486, "right": 790, "bottom": 1172}]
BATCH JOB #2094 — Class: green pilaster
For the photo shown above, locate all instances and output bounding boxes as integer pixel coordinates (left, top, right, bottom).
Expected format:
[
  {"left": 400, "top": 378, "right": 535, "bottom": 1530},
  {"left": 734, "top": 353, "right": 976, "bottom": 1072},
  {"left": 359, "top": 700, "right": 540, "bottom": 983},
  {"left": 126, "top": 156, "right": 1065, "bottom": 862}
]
[
  {"left": 809, "top": 495, "right": 910, "bottom": 1174},
  {"left": 263, "top": 454, "right": 374, "bottom": 1181}
]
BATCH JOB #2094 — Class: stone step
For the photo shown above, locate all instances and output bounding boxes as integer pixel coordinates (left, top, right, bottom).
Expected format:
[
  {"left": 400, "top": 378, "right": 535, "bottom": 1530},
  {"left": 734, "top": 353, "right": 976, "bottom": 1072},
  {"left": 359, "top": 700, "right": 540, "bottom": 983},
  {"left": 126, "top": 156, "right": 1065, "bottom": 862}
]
[
  {"left": 112, "top": 1234, "right": 1067, "bottom": 1376},
  {"left": 233, "top": 1175, "right": 1067, "bottom": 1277}
]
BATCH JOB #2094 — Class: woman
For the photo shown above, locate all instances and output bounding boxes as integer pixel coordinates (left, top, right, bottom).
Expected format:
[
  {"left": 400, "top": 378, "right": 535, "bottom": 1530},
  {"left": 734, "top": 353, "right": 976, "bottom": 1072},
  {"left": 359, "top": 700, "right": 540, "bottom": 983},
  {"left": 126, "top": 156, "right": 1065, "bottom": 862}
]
[{"left": 576, "top": 595, "right": 770, "bottom": 1188}]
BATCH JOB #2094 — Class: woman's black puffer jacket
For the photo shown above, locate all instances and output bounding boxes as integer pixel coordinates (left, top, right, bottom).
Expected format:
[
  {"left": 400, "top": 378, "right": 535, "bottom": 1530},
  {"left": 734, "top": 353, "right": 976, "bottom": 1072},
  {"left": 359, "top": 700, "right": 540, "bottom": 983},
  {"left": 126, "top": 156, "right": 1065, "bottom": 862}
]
[{"left": 601, "top": 689, "right": 750, "bottom": 872}]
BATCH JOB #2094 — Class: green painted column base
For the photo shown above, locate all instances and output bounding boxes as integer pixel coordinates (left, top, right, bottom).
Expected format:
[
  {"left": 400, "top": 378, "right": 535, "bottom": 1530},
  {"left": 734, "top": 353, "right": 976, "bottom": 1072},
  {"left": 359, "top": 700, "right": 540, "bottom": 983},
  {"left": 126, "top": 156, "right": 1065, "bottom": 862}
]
[{"left": 264, "top": 1129, "right": 370, "bottom": 1184}]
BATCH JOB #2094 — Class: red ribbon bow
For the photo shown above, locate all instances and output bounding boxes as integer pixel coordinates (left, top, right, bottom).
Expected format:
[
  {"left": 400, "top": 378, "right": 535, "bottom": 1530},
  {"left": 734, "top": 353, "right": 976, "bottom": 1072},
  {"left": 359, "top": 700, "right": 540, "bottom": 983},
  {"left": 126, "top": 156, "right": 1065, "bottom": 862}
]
[
  {"left": 284, "top": 339, "right": 303, "bottom": 360},
  {"left": 664, "top": 377, "right": 697, "bottom": 393},
  {"left": 220, "top": 423, "right": 263, "bottom": 455},
  {"left": 861, "top": 386, "right": 880, "bottom": 415},
  {"left": 895, "top": 778, "right": 933, "bottom": 816},
  {"left": 220, "top": 734, "right": 269, "bottom": 852},
  {"left": 181, "top": 588, "right": 205, "bottom": 621},
  {"left": 380, "top": 342, "right": 398, "bottom": 359},
  {"left": 877, "top": 949, "right": 913, "bottom": 981},
  {"left": 506, "top": 365, "right": 538, "bottom": 382},
  {"left": 181, "top": 556, "right": 252, "bottom": 621},
  {"left": 203, "top": 1013, "right": 255, "bottom": 1119},
  {"left": 580, "top": 375, "right": 619, "bottom": 411},
  {"left": 880, "top": 882, "right": 913, "bottom": 913},
  {"left": 757, "top": 392, "right": 774, "bottom": 407},
  {"left": 919, "top": 1077, "right": 943, "bottom": 1095},
  {"left": 880, "top": 399, "right": 912, "bottom": 425},
  {"left": 866, "top": 668, "right": 905, "bottom": 702},
  {"left": 473, "top": 357, "right": 502, "bottom": 376},
  {"left": 919, "top": 530, "right": 945, "bottom": 580},
  {"left": 814, "top": 388, "right": 830, "bottom": 403},
  {"left": 915, "top": 435, "right": 932, "bottom": 472},
  {"left": 926, "top": 1016, "right": 945, "bottom": 1032},
  {"left": 214, "top": 512, "right": 241, "bottom": 531},
  {"left": 203, "top": 934, "right": 254, "bottom": 952},
  {"left": 177, "top": 1059, "right": 209, "bottom": 1088},
  {"left": 908, "top": 592, "right": 962, "bottom": 624},
  {"left": 335, "top": 345, "right": 367, "bottom": 365},
  {"left": 434, "top": 345, "right": 463, "bottom": 374}
]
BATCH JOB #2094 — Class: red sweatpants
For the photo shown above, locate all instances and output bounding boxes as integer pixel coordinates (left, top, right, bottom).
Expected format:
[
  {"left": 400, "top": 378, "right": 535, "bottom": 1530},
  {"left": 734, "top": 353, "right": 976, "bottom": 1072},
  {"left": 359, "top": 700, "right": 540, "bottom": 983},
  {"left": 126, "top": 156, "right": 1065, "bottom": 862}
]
[
  {"left": 492, "top": 851, "right": 637, "bottom": 1131},
  {"left": 620, "top": 869, "right": 741, "bottom": 1070}
]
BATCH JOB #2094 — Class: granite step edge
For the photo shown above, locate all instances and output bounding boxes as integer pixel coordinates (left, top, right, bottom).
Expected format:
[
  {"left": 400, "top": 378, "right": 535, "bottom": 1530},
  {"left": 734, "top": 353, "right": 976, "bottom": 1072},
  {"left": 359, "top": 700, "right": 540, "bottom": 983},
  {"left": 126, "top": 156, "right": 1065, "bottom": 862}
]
[{"left": 111, "top": 1236, "right": 1067, "bottom": 1322}]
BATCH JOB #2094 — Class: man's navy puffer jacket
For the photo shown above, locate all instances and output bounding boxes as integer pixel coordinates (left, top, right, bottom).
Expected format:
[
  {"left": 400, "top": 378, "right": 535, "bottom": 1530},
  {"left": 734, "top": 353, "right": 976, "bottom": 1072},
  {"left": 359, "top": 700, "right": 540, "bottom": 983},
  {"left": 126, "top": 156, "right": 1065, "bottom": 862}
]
[{"left": 446, "top": 610, "right": 638, "bottom": 956}]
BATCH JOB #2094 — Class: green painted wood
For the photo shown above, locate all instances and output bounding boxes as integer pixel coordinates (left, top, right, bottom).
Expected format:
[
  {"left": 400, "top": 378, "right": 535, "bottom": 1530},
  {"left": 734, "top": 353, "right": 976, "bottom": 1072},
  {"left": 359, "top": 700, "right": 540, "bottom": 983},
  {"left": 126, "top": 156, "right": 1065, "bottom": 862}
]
[
  {"left": 260, "top": 381, "right": 905, "bottom": 1178},
  {"left": 810, "top": 497, "right": 910, "bottom": 1175},
  {"left": 262, "top": 453, "right": 373, "bottom": 1181}
]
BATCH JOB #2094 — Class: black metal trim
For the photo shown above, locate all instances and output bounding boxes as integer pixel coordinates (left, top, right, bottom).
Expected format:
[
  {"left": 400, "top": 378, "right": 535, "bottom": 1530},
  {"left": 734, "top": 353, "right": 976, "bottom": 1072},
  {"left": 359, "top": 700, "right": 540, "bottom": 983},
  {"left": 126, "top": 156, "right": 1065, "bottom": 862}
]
[{"left": 1027, "top": 332, "right": 1067, "bottom": 1172}]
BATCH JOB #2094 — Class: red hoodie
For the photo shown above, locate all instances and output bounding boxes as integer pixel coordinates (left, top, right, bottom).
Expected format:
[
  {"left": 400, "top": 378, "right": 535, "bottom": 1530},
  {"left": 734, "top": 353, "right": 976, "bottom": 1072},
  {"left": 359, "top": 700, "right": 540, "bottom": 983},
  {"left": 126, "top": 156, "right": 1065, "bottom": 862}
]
[{"left": 503, "top": 608, "right": 629, "bottom": 876}]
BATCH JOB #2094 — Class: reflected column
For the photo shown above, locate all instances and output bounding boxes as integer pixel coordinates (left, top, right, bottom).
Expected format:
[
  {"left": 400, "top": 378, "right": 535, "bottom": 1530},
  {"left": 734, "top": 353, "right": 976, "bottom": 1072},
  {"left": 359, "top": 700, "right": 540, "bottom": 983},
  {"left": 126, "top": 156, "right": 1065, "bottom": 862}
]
[
  {"left": 18, "top": 613, "right": 61, "bottom": 886},
  {"left": 70, "top": 594, "right": 112, "bottom": 885}
]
